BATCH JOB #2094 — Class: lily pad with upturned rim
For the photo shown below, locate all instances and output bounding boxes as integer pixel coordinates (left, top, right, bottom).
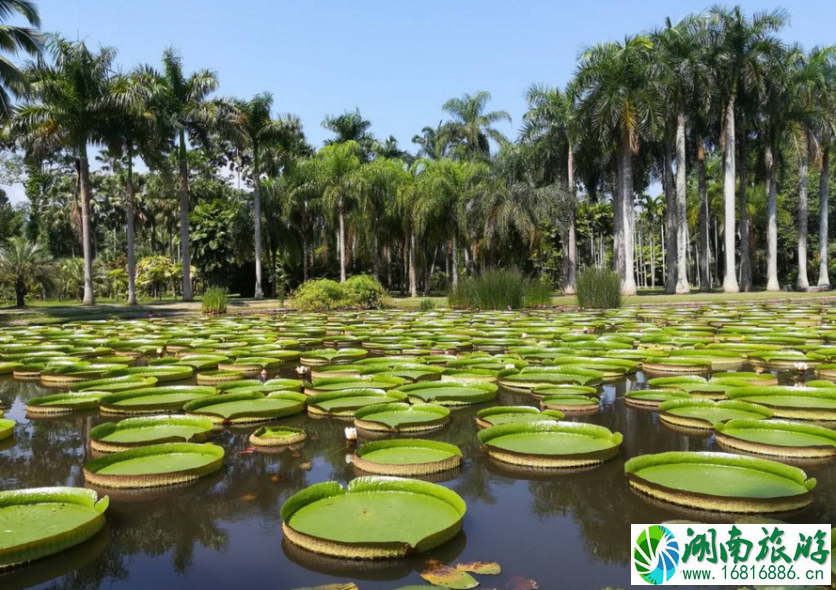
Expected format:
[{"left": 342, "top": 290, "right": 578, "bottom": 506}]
[
  {"left": 89, "top": 415, "right": 215, "bottom": 453},
  {"left": 540, "top": 395, "right": 600, "bottom": 414},
  {"left": 249, "top": 425, "right": 307, "bottom": 447},
  {"left": 478, "top": 421, "right": 622, "bottom": 468},
  {"left": 625, "top": 451, "right": 816, "bottom": 513},
  {"left": 624, "top": 389, "right": 693, "bottom": 410},
  {"left": 306, "top": 389, "right": 407, "bottom": 418},
  {"left": 715, "top": 419, "right": 836, "bottom": 459},
  {"left": 396, "top": 381, "right": 497, "bottom": 406},
  {"left": 354, "top": 402, "right": 450, "bottom": 433},
  {"left": 84, "top": 442, "right": 224, "bottom": 489},
  {"left": 475, "top": 406, "right": 564, "bottom": 428},
  {"left": 0, "top": 487, "right": 109, "bottom": 569},
  {"left": 26, "top": 392, "right": 108, "bottom": 415},
  {"left": 304, "top": 375, "right": 407, "bottom": 395},
  {"left": 281, "top": 476, "right": 466, "bottom": 559},
  {"left": 0, "top": 412, "right": 14, "bottom": 441},
  {"left": 353, "top": 439, "right": 463, "bottom": 476},
  {"left": 183, "top": 391, "right": 306, "bottom": 424},
  {"left": 529, "top": 384, "right": 600, "bottom": 399},
  {"left": 725, "top": 386, "right": 836, "bottom": 420},
  {"left": 99, "top": 386, "right": 218, "bottom": 415},
  {"left": 658, "top": 399, "right": 773, "bottom": 431}
]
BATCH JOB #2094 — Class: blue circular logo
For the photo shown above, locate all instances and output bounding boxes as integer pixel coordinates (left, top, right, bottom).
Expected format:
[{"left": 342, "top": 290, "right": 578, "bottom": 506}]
[{"left": 634, "top": 525, "right": 680, "bottom": 584}]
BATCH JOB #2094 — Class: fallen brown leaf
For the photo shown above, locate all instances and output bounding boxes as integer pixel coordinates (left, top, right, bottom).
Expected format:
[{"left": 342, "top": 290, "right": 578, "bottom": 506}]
[
  {"left": 420, "top": 563, "right": 478, "bottom": 589},
  {"left": 456, "top": 561, "right": 501, "bottom": 575},
  {"left": 505, "top": 577, "right": 539, "bottom": 590}
]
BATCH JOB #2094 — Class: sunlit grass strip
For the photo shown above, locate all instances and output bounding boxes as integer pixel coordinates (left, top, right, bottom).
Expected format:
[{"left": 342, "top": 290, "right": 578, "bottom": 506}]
[
  {"left": 84, "top": 443, "right": 224, "bottom": 489},
  {"left": 353, "top": 439, "right": 463, "bottom": 476},
  {"left": 625, "top": 451, "right": 816, "bottom": 513},
  {"left": 0, "top": 487, "right": 109, "bottom": 570}
]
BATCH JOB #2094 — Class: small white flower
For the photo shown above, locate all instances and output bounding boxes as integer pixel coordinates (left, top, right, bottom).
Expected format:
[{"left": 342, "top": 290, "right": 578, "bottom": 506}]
[
  {"left": 344, "top": 427, "right": 357, "bottom": 441},
  {"left": 504, "top": 363, "right": 516, "bottom": 370},
  {"left": 295, "top": 365, "right": 309, "bottom": 375},
  {"left": 345, "top": 453, "right": 354, "bottom": 464}
]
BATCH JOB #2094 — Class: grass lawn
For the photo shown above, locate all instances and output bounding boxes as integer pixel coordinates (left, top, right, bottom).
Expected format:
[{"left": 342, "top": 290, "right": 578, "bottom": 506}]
[{"left": 1, "top": 288, "right": 833, "bottom": 325}]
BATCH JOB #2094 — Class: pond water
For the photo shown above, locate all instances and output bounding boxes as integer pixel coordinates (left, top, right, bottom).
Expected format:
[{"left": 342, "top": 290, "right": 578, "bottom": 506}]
[{"left": 1, "top": 362, "right": 833, "bottom": 590}]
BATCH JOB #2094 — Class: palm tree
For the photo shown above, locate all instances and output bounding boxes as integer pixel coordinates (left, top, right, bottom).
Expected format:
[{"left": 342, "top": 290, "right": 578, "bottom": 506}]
[
  {"left": 708, "top": 6, "right": 789, "bottom": 292},
  {"left": 412, "top": 121, "right": 452, "bottom": 160},
  {"left": 157, "top": 47, "right": 220, "bottom": 301},
  {"left": 13, "top": 36, "right": 116, "bottom": 305},
  {"left": 0, "top": 0, "right": 42, "bottom": 120},
  {"left": 573, "top": 35, "right": 661, "bottom": 295},
  {"left": 221, "top": 92, "right": 301, "bottom": 299},
  {"left": 301, "top": 141, "right": 362, "bottom": 282},
  {"left": 652, "top": 15, "right": 710, "bottom": 294},
  {"left": 442, "top": 91, "right": 510, "bottom": 160},
  {"left": 106, "top": 68, "right": 167, "bottom": 305},
  {"left": 415, "top": 159, "right": 488, "bottom": 290},
  {"left": 521, "top": 83, "right": 577, "bottom": 293},
  {"left": 322, "top": 109, "right": 375, "bottom": 159},
  {"left": 0, "top": 236, "right": 52, "bottom": 306},
  {"left": 358, "top": 157, "right": 409, "bottom": 280}
]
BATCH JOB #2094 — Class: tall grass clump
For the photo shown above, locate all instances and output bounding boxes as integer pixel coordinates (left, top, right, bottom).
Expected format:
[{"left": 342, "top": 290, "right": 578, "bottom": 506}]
[
  {"left": 201, "top": 287, "right": 228, "bottom": 314},
  {"left": 576, "top": 267, "right": 622, "bottom": 309},
  {"left": 419, "top": 298, "right": 439, "bottom": 311},
  {"left": 448, "top": 269, "right": 552, "bottom": 309}
]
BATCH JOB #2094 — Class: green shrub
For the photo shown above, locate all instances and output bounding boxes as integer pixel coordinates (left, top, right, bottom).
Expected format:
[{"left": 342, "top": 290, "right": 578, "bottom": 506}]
[
  {"left": 447, "top": 269, "right": 553, "bottom": 309},
  {"left": 343, "top": 275, "right": 389, "bottom": 308},
  {"left": 292, "top": 279, "right": 346, "bottom": 310},
  {"left": 292, "top": 275, "right": 389, "bottom": 310},
  {"left": 576, "top": 266, "right": 622, "bottom": 309},
  {"left": 419, "top": 298, "right": 438, "bottom": 311},
  {"left": 202, "top": 287, "right": 228, "bottom": 314}
]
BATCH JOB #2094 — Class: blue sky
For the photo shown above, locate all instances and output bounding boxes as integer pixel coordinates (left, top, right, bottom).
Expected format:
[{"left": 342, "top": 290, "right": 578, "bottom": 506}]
[{"left": 5, "top": 0, "right": 836, "bottom": 203}]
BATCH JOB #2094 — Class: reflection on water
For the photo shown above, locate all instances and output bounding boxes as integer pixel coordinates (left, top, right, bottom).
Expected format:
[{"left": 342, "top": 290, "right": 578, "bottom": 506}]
[{"left": 1, "top": 369, "right": 834, "bottom": 590}]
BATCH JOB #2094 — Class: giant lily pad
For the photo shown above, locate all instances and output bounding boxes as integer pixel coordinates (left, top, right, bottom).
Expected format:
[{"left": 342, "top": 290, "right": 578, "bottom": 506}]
[
  {"left": 715, "top": 419, "right": 836, "bottom": 459},
  {"left": 353, "top": 439, "right": 463, "bottom": 476},
  {"left": 658, "top": 399, "right": 773, "bottom": 431},
  {"left": 99, "top": 386, "right": 218, "bottom": 415},
  {"left": 540, "top": 395, "right": 600, "bottom": 414},
  {"left": 497, "top": 367, "right": 604, "bottom": 390},
  {"left": 249, "top": 425, "right": 307, "bottom": 447},
  {"left": 0, "top": 412, "right": 14, "bottom": 441},
  {"left": 625, "top": 389, "right": 693, "bottom": 409},
  {"left": 281, "top": 476, "right": 466, "bottom": 559},
  {"left": 625, "top": 452, "right": 816, "bottom": 513},
  {"left": 90, "top": 415, "right": 215, "bottom": 453},
  {"left": 300, "top": 348, "right": 369, "bottom": 366},
  {"left": 396, "top": 381, "right": 497, "bottom": 406},
  {"left": 725, "top": 386, "right": 836, "bottom": 420},
  {"left": 0, "top": 487, "right": 109, "bottom": 569},
  {"left": 354, "top": 402, "right": 450, "bottom": 433},
  {"left": 478, "top": 421, "right": 622, "bottom": 468},
  {"left": 70, "top": 375, "right": 159, "bottom": 393},
  {"left": 475, "top": 406, "right": 564, "bottom": 428},
  {"left": 84, "top": 442, "right": 224, "bottom": 489},
  {"left": 306, "top": 389, "right": 407, "bottom": 418},
  {"left": 183, "top": 391, "right": 306, "bottom": 424},
  {"left": 26, "top": 392, "right": 107, "bottom": 415},
  {"left": 304, "top": 375, "right": 407, "bottom": 395}
]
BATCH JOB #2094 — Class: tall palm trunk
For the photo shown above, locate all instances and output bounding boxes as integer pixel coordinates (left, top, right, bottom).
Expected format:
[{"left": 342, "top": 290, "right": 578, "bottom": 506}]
[
  {"left": 675, "top": 113, "right": 690, "bottom": 294},
  {"left": 126, "top": 150, "right": 137, "bottom": 305},
  {"left": 612, "top": 164, "right": 623, "bottom": 276},
  {"left": 252, "top": 148, "right": 264, "bottom": 299},
  {"left": 451, "top": 231, "right": 458, "bottom": 289},
  {"left": 338, "top": 198, "right": 346, "bottom": 283},
  {"left": 372, "top": 222, "right": 380, "bottom": 281},
  {"left": 178, "top": 129, "right": 193, "bottom": 301},
  {"left": 564, "top": 144, "right": 577, "bottom": 294},
  {"left": 797, "top": 132, "right": 810, "bottom": 290},
  {"left": 408, "top": 230, "right": 417, "bottom": 297},
  {"left": 697, "top": 137, "right": 710, "bottom": 291},
  {"left": 739, "top": 129, "right": 751, "bottom": 290},
  {"left": 765, "top": 138, "right": 780, "bottom": 291},
  {"left": 79, "top": 145, "right": 95, "bottom": 306},
  {"left": 722, "top": 97, "right": 739, "bottom": 292},
  {"left": 619, "top": 131, "right": 637, "bottom": 295},
  {"left": 819, "top": 145, "right": 831, "bottom": 287},
  {"left": 664, "top": 140, "right": 677, "bottom": 294}
]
